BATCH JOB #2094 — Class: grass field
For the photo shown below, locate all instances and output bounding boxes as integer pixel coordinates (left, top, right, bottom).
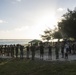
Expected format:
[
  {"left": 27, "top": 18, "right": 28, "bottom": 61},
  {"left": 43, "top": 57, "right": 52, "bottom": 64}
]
[{"left": 0, "top": 58, "right": 76, "bottom": 75}]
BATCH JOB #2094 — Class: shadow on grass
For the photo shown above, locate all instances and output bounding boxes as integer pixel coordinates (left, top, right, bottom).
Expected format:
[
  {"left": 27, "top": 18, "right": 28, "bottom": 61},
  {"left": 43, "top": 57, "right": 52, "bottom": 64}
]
[{"left": 0, "top": 58, "right": 76, "bottom": 75}]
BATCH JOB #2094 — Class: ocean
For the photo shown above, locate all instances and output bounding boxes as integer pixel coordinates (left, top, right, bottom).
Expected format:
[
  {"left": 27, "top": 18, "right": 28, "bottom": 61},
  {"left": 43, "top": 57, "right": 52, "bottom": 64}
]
[{"left": 0, "top": 39, "right": 32, "bottom": 45}]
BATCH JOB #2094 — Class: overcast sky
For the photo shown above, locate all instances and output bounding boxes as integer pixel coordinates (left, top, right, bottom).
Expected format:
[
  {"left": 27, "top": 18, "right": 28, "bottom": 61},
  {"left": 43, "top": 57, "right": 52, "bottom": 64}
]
[{"left": 0, "top": 0, "right": 76, "bottom": 39}]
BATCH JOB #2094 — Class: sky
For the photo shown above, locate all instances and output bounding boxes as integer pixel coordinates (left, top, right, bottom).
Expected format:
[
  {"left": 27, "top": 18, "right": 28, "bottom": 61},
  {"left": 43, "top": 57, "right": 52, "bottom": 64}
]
[{"left": 0, "top": 0, "right": 76, "bottom": 39}]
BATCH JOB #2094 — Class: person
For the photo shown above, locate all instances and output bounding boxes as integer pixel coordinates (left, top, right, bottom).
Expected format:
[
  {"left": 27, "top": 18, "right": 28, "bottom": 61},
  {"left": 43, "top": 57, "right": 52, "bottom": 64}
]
[
  {"left": 72, "top": 43, "right": 76, "bottom": 54},
  {"left": 2, "top": 45, "right": 4, "bottom": 56},
  {"left": 0, "top": 45, "right": 3, "bottom": 56},
  {"left": 39, "top": 43, "right": 44, "bottom": 60},
  {"left": 20, "top": 45, "right": 24, "bottom": 59},
  {"left": 64, "top": 43, "right": 69, "bottom": 59},
  {"left": 4, "top": 45, "right": 7, "bottom": 56},
  {"left": 68, "top": 42, "right": 72, "bottom": 54},
  {"left": 30, "top": 44, "right": 35, "bottom": 60},
  {"left": 11, "top": 45, "right": 15, "bottom": 58},
  {"left": 26, "top": 45, "right": 30, "bottom": 59},
  {"left": 55, "top": 42, "right": 60, "bottom": 59},
  {"left": 10, "top": 45, "right": 12, "bottom": 57},
  {"left": 61, "top": 42, "right": 65, "bottom": 58},
  {"left": 0, "top": 45, "right": 1, "bottom": 55},
  {"left": 7, "top": 45, "right": 10, "bottom": 56},
  {"left": 15, "top": 44, "right": 19, "bottom": 58},
  {"left": 48, "top": 44, "right": 52, "bottom": 60}
]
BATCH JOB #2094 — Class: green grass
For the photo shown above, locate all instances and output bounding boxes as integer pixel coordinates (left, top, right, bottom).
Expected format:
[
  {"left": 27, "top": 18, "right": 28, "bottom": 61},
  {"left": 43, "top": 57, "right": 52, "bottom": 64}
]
[{"left": 0, "top": 58, "right": 76, "bottom": 75}]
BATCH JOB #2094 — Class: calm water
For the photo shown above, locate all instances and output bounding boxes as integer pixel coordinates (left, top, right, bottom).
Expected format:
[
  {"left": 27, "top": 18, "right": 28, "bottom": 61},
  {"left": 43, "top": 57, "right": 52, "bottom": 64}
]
[{"left": 0, "top": 39, "right": 32, "bottom": 45}]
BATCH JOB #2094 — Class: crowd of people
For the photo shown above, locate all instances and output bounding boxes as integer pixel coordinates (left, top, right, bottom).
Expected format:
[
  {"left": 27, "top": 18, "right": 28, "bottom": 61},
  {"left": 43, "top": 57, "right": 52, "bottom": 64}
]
[
  {"left": 0, "top": 44, "right": 24, "bottom": 59},
  {"left": 26, "top": 41, "right": 76, "bottom": 60},
  {"left": 0, "top": 41, "right": 76, "bottom": 60},
  {"left": 60, "top": 41, "right": 76, "bottom": 59}
]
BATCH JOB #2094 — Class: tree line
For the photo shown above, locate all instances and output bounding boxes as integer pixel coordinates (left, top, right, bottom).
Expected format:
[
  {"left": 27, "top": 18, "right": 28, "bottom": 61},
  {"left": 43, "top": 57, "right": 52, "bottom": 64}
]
[{"left": 41, "top": 7, "right": 76, "bottom": 42}]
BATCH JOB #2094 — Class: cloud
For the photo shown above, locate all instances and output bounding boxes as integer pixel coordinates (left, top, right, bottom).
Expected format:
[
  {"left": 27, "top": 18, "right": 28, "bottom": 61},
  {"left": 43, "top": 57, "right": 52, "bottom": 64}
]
[
  {"left": 0, "top": 20, "right": 8, "bottom": 24},
  {"left": 16, "top": 0, "right": 21, "bottom": 2},
  {"left": 57, "top": 8, "right": 65, "bottom": 12},
  {"left": 14, "top": 26, "right": 29, "bottom": 31},
  {"left": 11, "top": 0, "right": 22, "bottom": 4}
]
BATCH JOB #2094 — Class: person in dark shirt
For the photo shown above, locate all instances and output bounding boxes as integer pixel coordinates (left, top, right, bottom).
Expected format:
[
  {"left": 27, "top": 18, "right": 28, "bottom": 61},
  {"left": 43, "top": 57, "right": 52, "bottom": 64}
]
[
  {"left": 26, "top": 45, "right": 30, "bottom": 59},
  {"left": 20, "top": 45, "right": 24, "bottom": 59},
  {"left": 7, "top": 45, "right": 10, "bottom": 56},
  {"left": 48, "top": 45, "right": 52, "bottom": 60},
  {"left": 55, "top": 42, "right": 60, "bottom": 59},
  {"left": 11, "top": 45, "right": 15, "bottom": 58},
  {"left": 30, "top": 44, "right": 35, "bottom": 60},
  {"left": 61, "top": 42, "right": 65, "bottom": 58},
  {"left": 39, "top": 43, "right": 44, "bottom": 60},
  {"left": 0, "top": 45, "right": 3, "bottom": 55},
  {"left": 15, "top": 44, "right": 19, "bottom": 58}
]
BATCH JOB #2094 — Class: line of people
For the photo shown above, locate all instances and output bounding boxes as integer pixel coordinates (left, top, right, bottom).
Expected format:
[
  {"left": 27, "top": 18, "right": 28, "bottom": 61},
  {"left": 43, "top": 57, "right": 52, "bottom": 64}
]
[
  {"left": 0, "top": 44, "right": 24, "bottom": 59},
  {"left": 0, "top": 41, "right": 76, "bottom": 60},
  {"left": 26, "top": 41, "right": 76, "bottom": 60},
  {"left": 26, "top": 43, "right": 52, "bottom": 60},
  {"left": 55, "top": 41, "right": 76, "bottom": 59},
  {"left": 61, "top": 41, "right": 76, "bottom": 59}
]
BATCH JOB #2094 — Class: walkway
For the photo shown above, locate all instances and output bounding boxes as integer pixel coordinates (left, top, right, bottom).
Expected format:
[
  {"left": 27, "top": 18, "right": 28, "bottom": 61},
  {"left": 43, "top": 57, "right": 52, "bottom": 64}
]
[{"left": 0, "top": 49, "right": 76, "bottom": 61}]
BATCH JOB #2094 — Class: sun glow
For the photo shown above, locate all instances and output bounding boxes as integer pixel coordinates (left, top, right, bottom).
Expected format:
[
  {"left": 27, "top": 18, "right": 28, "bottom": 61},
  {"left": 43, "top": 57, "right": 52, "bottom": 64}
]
[
  {"left": 37, "top": 12, "right": 57, "bottom": 30},
  {"left": 26, "top": 12, "right": 58, "bottom": 39},
  {"left": 0, "top": 12, "right": 58, "bottom": 39}
]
